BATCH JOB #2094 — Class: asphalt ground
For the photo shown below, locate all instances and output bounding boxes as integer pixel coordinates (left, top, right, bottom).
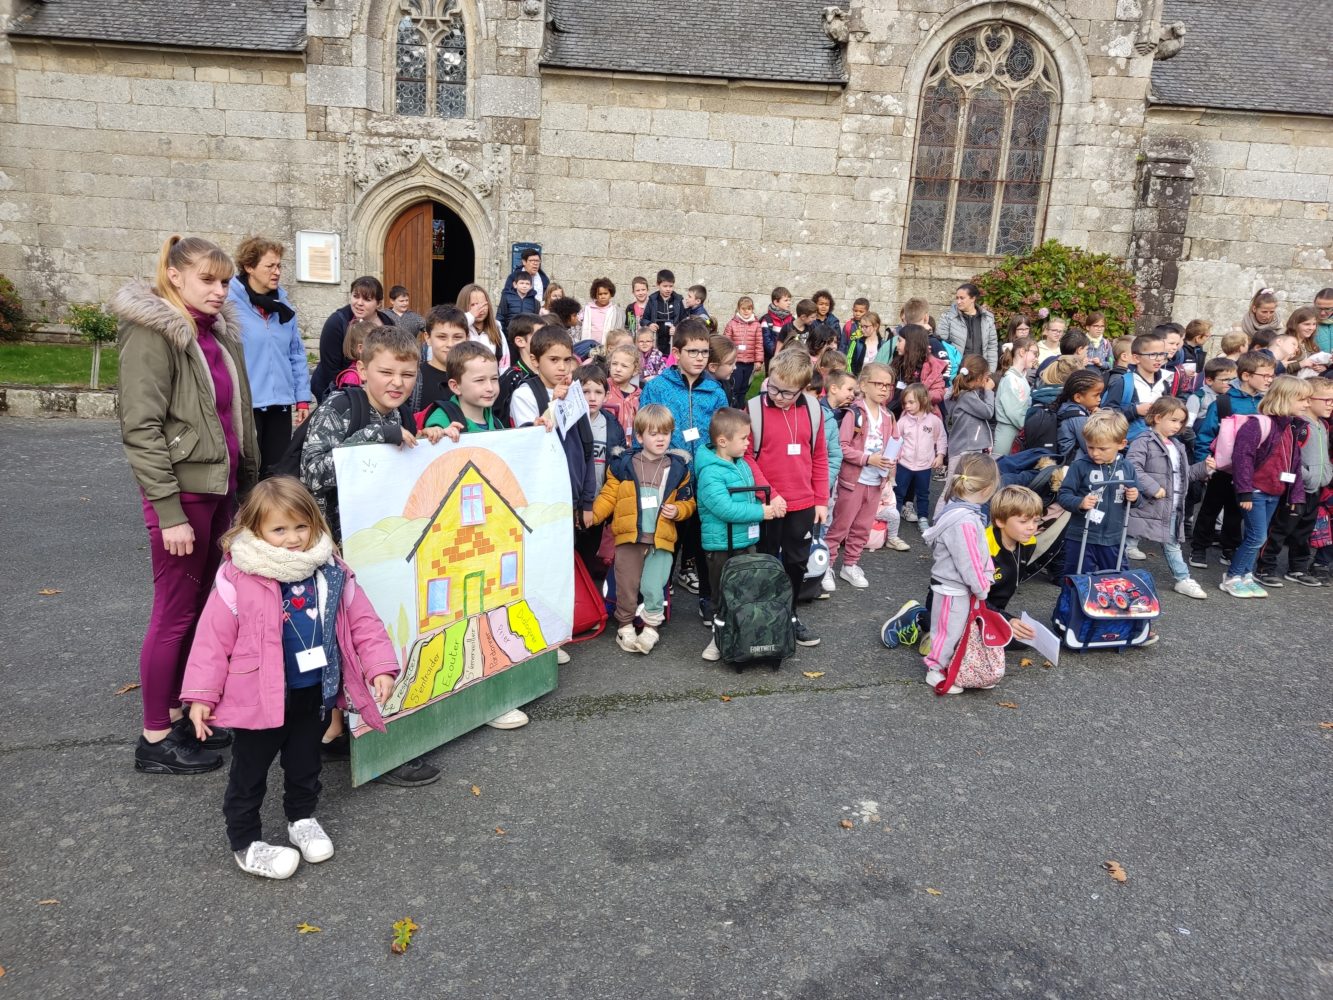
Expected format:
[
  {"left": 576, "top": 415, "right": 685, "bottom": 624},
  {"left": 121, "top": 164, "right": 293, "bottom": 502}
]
[{"left": 1, "top": 418, "right": 1330, "bottom": 999}]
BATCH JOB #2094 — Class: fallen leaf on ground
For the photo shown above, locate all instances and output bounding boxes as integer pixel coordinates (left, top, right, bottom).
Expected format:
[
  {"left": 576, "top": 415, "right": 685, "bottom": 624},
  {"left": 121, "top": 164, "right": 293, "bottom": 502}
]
[
  {"left": 925, "top": 888, "right": 942, "bottom": 896},
  {"left": 296, "top": 922, "right": 321, "bottom": 934},
  {"left": 114, "top": 683, "right": 141, "bottom": 696},
  {"left": 1319, "top": 722, "right": 1333, "bottom": 730},
  {"left": 802, "top": 671, "right": 825, "bottom": 679},
  {"left": 470, "top": 784, "right": 481, "bottom": 797},
  {"left": 1043, "top": 660, "right": 1054, "bottom": 669},
  {"left": 997, "top": 701, "right": 1019, "bottom": 710},
  {"left": 37, "top": 899, "right": 58, "bottom": 905},
  {"left": 1104, "top": 860, "right": 1128, "bottom": 883},
  {"left": 719, "top": 695, "right": 731, "bottom": 702},
  {"left": 0, "top": 965, "right": 5, "bottom": 977},
  {"left": 37, "top": 588, "right": 61, "bottom": 596},
  {"left": 391, "top": 917, "right": 419, "bottom": 955},
  {"left": 495, "top": 827, "right": 506, "bottom": 836},
  {"left": 1019, "top": 658, "right": 1033, "bottom": 668},
  {"left": 839, "top": 819, "right": 854, "bottom": 830}
]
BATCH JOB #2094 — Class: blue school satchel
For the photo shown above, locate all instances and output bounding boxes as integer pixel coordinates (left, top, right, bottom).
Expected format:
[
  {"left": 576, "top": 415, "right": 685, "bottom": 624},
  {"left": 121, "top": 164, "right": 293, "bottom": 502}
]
[{"left": 1051, "top": 489, "right": 1160, "bottom": 652}]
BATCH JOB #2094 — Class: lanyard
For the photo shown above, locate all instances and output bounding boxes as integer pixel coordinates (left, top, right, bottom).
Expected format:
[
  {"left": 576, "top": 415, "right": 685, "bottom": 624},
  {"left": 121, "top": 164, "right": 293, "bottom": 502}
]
[{"left": 282, "top": 587, "right": 320, "bottom": 654}]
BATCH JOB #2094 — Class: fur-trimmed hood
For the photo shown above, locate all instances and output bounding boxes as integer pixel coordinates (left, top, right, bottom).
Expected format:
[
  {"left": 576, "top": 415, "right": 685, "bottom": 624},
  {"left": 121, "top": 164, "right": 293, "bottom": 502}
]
[{"left": 110, "top": 278, "right": 243, "bottom": 351}]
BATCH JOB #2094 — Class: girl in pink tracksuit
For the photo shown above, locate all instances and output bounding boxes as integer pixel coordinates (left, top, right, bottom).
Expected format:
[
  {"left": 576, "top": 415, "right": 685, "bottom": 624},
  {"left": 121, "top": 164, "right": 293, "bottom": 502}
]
[
  {"left": 893, "top": 382, "right": 948, "bottom": 528},
  {"left": 181, "top": 477, "right": 400, "bottom": 881},
  {"left": 826, "top": 362, "right": 898, "bottom": 588}
]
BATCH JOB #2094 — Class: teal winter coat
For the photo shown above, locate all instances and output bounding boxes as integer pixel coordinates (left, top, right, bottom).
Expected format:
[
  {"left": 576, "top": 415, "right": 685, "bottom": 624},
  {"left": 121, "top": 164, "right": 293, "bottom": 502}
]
[{"left": 695, "top": 443, "right": 767, "bottom": 552}]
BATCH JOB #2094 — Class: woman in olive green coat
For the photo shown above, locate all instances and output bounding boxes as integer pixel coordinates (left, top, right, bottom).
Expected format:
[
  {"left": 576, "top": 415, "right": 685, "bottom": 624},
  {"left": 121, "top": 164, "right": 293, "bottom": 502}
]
[{"left": 111, "top": 235, "right": 259, "bottom": 776}]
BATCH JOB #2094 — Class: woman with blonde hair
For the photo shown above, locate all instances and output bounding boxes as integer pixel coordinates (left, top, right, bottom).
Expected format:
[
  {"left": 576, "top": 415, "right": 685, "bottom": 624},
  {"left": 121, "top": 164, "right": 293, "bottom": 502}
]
[{"left": 111, "top": 234, "right": 260, "bottom": 775}]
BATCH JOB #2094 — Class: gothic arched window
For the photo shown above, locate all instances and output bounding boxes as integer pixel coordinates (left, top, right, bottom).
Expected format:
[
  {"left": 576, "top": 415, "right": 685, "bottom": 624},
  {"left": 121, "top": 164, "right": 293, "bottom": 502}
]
[
  {"left": 394, "top": 0, "right": 468, "bottom": 118},
  {"left": 905, "top": 23, "right": 1061, "bottom": 256}
]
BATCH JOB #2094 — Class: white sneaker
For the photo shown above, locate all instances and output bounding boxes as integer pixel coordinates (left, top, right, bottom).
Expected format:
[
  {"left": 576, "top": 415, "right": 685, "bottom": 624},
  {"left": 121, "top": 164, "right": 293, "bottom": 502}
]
[
  {"left": 701, "top": 638, "right": 720, "bottom": 661},
  {"left": 485, "top": 708, "right": 530, "bottom": 730},
  {"left": 919, "top": 518, "right": 931, "bottom": 531},
  {"left": 616, "top": 625, "right": 643, "bottom": 654},
  {"left": 1242, "top": 573, "right": 1268, "bottom": 598},
  {"left": 839, "top": 564, "right": 869, "bottom": 588},
  {"left": 901, "top": 507, "right": 919, "bottom": 523},
  {"left": 235, "top": 840, "right": 301, "bottom": 879},
  {"left": 1173, "top": 578, "right": 1208, "bottom": 600},
  {"left": 885, "top": 536, "right": 911, "bottom": 551},
  {"left": 1219, "top": 574, "right": 1251, "bottom": 598},
  {"left": 556, "top": 647, "right": 571, "bottom": 664},
  {"left": 821, "top": 569, "right": 837, "bottom": 593},
  {"left": 637, "top": 626, "right": 660, "bottom": 653},
  {"left": 1126, "top": 544, "right": 1148, "bottom": 560},
  {"left": 923, "top": 669, "right": 962, "bottom": 695},
  {"left": 287, "top": 818, "right": 334, "bottom": 864}
]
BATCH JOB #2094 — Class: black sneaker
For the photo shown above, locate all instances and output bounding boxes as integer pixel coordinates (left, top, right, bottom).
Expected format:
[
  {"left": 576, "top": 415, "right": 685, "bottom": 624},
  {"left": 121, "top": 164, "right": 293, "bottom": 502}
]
[
  {"left": 320, "top": 733, "right": 351, "bottom": 759},
  {"left": 372, "top": 757, "right": 440, "bottom": 787},
  {"left": 134, "top": 731, "right": 223, "bottom": 775},
  {"left": 172, "top": 714, "right": 233, "bottom": 751},
  {"left": 699, "top": 597, "right": 715, "bottom": 628},
  {"left": 1220, "top": 551, "right": 1235, "bottom": 567},
  {"left": 1284, "top": 571, "right": 1323, "bottom": 588},
  {"left": 793, "top": 619, "right": 821, "bottom": 647},
  {"left": 1255, "top": 573, "right": 1284, "bottom": 588},
  {"left": 1188, "top": 551, "right": 1209, "bottom": 569}
]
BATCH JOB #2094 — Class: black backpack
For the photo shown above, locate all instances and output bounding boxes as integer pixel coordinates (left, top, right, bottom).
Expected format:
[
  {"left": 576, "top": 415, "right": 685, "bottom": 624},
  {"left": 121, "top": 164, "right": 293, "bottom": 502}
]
[
  {"left": 270, "top": 386, "right": 415, "bottom": 479},
  {"left": 1018, "top": 400, "right": 1059, "bottom": 454}
]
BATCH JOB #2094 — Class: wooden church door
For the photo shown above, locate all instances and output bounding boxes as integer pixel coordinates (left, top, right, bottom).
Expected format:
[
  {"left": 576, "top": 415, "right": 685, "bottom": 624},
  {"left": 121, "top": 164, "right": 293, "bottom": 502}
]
[{"left": 383, "top": 202, "right": 432, "bottom": 316}]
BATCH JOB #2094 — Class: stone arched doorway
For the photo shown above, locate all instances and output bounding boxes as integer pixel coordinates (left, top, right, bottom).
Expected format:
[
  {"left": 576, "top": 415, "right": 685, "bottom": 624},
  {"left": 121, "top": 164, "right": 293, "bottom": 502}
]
[{"left": 383, "top": 200, "right": 477, "bottom": 313}]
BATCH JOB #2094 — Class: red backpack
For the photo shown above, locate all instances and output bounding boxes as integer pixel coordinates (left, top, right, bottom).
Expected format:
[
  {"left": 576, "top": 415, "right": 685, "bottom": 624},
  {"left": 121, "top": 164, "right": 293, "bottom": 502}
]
[{"left": 568, "top": 556, "right": 608, "bottom": 643}]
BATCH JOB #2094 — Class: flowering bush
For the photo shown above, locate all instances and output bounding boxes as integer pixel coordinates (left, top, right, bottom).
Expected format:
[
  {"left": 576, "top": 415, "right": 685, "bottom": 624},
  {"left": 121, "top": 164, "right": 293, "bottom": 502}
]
[
  {"left": 973, "top": 240, "right": 1141, "bottom": 341},
  {"left": 0, "top": 275, "right": 26, "bottom": 341}
]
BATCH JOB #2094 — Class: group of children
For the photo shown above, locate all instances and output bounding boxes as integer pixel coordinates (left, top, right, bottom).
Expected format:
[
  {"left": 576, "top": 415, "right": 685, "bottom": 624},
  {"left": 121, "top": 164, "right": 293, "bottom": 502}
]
[{"left": 160, "top": 245, "right": 1333, "bottom": 882}]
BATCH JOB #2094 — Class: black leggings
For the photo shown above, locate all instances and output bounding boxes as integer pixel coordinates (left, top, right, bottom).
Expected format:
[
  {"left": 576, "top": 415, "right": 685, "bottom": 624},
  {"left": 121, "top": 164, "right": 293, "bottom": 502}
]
[{"left": 759, "top": 507, "right": 817, "bottom": 615}]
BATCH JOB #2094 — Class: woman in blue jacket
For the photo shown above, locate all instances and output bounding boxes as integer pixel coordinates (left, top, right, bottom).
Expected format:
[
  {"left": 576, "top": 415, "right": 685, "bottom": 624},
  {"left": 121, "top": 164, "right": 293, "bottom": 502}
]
[{"left": 228, "top": 236, "right": 310, "bottom": 478}]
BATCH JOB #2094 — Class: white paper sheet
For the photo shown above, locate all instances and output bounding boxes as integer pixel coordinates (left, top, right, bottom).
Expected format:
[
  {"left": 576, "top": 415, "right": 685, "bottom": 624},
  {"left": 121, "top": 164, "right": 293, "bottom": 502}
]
[
  {"left": 553, "top": 379, "right": 589, "bottom": 438},
  {"left": 882, "top": 436, "right": 903, "bottom": 462},
  {"left": 1018, "top": 612, "right": 1061, "bottom": 665}
]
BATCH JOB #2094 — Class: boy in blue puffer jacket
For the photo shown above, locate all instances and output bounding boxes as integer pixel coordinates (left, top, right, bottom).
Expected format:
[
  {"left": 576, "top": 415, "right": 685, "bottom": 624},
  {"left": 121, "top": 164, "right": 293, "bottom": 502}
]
[
  {"left": 695, "top": 408, "right": 785, "bottom": 661},
  {"left": 640, "top": 318, "right": 731, "bottom": 615}
]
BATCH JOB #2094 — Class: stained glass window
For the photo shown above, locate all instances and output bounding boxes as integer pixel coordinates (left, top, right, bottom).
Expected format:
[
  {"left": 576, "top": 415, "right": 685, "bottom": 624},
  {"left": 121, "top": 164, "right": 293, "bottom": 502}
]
[
  {"left": 905, "top": 23, "right": 1060, "bottom": 256},
  {"left": 393, "top": 0, "right": 468, "bottom": 119}
]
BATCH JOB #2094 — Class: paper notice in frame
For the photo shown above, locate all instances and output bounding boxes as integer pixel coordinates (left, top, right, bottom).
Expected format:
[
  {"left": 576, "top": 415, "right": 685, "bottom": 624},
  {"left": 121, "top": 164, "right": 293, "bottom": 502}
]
[{"left": 296, "top": 231, "right": 341, "bottom": 284}]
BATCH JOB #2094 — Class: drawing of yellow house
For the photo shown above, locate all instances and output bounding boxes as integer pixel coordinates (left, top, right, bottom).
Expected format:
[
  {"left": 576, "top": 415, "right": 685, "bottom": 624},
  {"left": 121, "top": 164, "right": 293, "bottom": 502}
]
[{"left": 403, "top": 449, "right": 532, "bottom": 631}]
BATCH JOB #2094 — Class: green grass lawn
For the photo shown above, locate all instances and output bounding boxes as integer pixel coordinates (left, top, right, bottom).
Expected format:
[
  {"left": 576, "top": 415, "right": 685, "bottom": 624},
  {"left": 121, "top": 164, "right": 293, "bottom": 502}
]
[{"left": 0, "top": 343, "right": 119, "bottom": 388}]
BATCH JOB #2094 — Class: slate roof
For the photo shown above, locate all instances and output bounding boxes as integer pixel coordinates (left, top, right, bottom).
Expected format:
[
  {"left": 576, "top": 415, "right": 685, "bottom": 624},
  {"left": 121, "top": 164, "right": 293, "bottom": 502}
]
[
  {"left": 540, "top": 0, "right": 847, "bottom": 85},
  {"left": 1151, "top": 0, "right": 1332, "bottom": 118},
  {"left": 6, "top": 0, "right": 307, "bottom": 54}
]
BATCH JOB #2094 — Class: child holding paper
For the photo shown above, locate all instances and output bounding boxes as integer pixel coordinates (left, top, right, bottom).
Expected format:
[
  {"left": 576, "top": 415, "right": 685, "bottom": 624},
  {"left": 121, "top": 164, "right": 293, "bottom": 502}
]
[{"left": 825, "top": 362, "right": 897, "bottom": 589}]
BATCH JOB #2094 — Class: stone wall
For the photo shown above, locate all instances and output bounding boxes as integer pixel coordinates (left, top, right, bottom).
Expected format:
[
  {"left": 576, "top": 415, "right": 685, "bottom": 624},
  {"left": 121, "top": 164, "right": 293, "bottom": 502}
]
[
  {"left": 523, "top": 0, "right": 1157, "bottom": 319},
  {"left": 1144, "top": 107, "right": 1333, "bottom": 331}
]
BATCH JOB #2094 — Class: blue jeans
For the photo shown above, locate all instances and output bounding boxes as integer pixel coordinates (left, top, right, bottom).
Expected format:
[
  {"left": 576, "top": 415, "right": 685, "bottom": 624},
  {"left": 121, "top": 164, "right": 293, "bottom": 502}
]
[
  {"left": 895, "top": 465, "right": 932, "bottom": 521},
  {"left": 1162, "top": 513, "right": 1190, "bottom": 582},
  {"left": 1228, "top": 491, "right": 1281, "bottom": 577}
]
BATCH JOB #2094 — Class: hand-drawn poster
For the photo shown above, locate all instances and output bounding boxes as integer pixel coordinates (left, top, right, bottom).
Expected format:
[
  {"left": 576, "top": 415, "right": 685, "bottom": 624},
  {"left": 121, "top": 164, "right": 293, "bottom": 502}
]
[{"left": 334, "top": 428, "right": 572, "bottom": 785}]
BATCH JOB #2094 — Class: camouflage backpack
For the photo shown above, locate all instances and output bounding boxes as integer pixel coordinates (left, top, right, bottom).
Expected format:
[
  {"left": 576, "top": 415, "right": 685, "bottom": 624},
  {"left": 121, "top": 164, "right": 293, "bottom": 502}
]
[{"left": 713, "top": 553, "right": 796, "bottom": 666}]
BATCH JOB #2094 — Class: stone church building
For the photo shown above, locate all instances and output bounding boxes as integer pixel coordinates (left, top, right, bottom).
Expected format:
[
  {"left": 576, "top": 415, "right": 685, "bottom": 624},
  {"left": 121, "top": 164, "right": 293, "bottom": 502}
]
[{"left": 0, "top": 0, "right": 1328, "bottom": 336}]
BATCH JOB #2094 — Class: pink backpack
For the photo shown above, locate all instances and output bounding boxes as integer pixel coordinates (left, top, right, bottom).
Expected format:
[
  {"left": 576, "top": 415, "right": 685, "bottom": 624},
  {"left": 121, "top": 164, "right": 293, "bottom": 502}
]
[{"left": 1211, "top": 414, "right": 1272, "bottom": 472}]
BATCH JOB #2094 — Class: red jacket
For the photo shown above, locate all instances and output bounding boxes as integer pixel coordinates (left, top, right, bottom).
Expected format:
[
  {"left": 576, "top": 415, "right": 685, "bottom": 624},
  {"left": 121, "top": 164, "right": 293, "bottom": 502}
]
[
  {"left": 724, "top": 314, "right": 764, "bottom": 365},
  {"left": 750, "top": 394, "right": 830, "bottom": 512}
]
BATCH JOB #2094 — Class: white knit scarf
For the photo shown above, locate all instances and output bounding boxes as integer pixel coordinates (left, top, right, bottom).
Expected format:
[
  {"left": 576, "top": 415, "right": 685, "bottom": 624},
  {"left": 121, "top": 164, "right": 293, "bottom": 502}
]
[{"left": 228, "top": 529, "right": 335, "bottom": 583}]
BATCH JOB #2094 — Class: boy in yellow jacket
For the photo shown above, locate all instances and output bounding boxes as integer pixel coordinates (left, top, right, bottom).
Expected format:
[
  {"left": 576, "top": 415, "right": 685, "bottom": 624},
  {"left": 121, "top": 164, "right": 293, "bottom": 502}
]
[{"left": 591, "top": 404, "right": 696, "bottom": 654}]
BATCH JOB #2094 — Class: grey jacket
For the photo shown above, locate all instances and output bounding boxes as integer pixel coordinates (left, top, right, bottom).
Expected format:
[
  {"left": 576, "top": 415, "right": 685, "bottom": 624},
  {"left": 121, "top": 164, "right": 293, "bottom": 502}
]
[
  {"left": 1127, "top": 432, "right": 1210, "bottom": 543},
  {"left": 112, "top": 279, "right": 259, "bottom": 528},
  {"left": 923, "top": 500, "right": 993, "bottom": 599},
  {"left": 1300, "top": 416, "right": 1332, "bottom": 493},
  {"left": 937, "top": 304, "right": 998, "bottom": 369},
  {"left": 947, "top": 388, "right": 996, "bottom": 457}
]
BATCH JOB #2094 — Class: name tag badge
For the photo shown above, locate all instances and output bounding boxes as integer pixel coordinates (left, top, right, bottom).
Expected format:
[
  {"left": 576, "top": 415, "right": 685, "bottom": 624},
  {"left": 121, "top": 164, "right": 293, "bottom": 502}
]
[
  {"left": 683, "top": 427, "right": 700, "bottom": 442},
  {"left": 787, "top": 443, "right": 802, "bottom": 456},
  {"left": 1087, "top": 509, "right": 1105, "bottom": 525},
  {"left": 296, "top": 647, "right": 327, "bottom": 673},
  {"left": 1280, "top": 471, "right": 1297, "bottom": 483},
  {"left": 641, "top": 493, "right": 659, "bottom": 509},
  {"left": 747, "top": 523, "right": 761, "bottom": 540}
]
